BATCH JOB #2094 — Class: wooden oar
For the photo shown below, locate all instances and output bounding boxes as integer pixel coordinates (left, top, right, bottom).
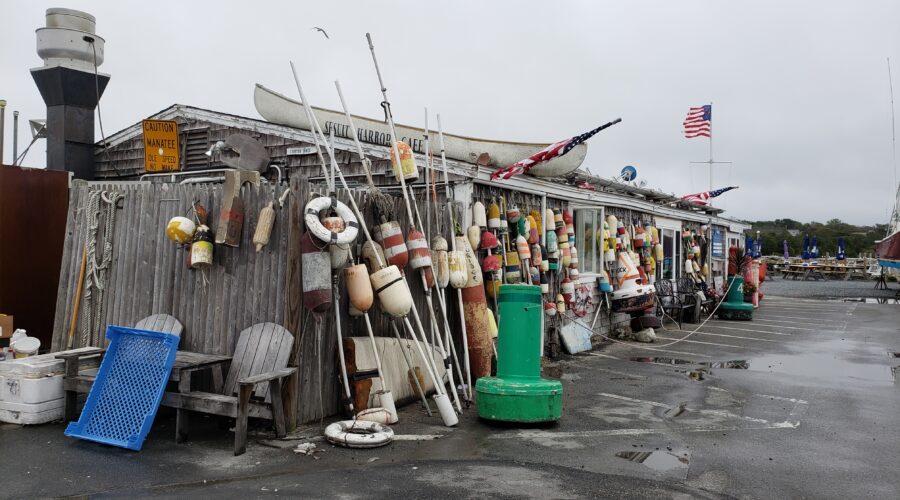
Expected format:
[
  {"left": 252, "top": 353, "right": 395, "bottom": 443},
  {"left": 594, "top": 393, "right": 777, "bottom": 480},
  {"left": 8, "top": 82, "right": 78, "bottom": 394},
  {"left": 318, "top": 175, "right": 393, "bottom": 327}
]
[{"left": 66, "top": 245, "right": 88, "bottom": 350}]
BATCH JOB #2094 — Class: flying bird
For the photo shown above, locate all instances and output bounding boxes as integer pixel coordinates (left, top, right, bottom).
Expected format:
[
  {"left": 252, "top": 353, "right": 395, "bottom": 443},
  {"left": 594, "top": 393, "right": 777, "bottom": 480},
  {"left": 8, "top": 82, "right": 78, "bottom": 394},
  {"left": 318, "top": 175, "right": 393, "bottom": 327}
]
[{"left": 312, "top": 27, "right": 329, "bottom": 39}]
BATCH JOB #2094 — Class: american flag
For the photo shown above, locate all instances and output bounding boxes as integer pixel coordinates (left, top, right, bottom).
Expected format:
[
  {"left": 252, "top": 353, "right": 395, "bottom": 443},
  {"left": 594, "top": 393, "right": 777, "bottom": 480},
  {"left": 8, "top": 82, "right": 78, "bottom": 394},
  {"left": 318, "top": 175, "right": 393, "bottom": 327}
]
[
  {"left": 490, "top": 118, "right": 622, "bottom": 180},
  {"left": 683, "top": 105, "right": 711, "bottom": 138},
  {"left": 681, "top": 186, "right": 737, "bottom": 205}
]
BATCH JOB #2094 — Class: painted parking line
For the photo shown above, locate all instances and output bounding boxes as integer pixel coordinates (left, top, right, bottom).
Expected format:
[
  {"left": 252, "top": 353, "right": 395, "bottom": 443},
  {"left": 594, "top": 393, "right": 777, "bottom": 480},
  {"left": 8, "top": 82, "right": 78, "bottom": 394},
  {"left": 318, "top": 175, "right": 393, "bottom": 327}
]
[
  {"left": 754, "top": 317, "right": 847, "bottom": 328},
  {"left": 607, "top": 345, "right": 713, "bottom": 358},
  {"left": 757, "top": 305, "right": 852, "bottom": 312},
  {"left": 662, "top": 329, "right": 781, "bottom": 342},
  {"left": 758, "top": 313, "right": 849, "bottom": 321},
  {"left": 647, "top": 336, "right": 746, "bottom": 349},
  {"left": 705, "top": 320, "right": 826, "bottom": 332},
  {"left": 691, "top": 324, "right": 794, "bottom": 336}
]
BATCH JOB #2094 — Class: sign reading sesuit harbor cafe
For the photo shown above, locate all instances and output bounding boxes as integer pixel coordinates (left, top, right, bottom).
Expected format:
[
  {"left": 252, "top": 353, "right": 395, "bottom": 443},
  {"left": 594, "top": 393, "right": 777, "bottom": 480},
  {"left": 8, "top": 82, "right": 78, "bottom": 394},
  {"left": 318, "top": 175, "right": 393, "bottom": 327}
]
[{"left": 142, "top": 119, "right": 181, "bottom": 172}]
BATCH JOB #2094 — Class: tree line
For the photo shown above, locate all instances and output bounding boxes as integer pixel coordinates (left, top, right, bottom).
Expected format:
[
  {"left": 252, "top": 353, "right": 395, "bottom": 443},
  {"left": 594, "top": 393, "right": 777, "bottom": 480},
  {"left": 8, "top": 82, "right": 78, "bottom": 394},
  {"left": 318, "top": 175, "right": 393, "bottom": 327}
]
[{"left": 745, "top": 219, "right": 889, "bottom": 259}]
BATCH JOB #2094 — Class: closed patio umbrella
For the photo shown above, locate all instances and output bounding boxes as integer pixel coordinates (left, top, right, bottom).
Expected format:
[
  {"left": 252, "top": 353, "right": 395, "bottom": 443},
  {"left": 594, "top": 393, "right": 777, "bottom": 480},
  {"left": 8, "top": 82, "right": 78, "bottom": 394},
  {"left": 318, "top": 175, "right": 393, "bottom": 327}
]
[
  {"left": 837, "top": 236, "right": 846, "bottom": 261},
  {"left": 802, "top": 234, "right": 810, "bottom": 260}
]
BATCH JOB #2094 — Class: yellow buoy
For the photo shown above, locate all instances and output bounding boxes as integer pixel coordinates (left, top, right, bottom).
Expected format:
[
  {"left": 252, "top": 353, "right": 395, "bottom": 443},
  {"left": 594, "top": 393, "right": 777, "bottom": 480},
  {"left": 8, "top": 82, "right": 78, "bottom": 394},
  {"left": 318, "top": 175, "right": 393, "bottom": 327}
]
[
  {"left": 390, "top": 141, "right": 418, "bottom": 181},
  {"left": 166, "top": 216, "right": 196, "bottom": 244}
]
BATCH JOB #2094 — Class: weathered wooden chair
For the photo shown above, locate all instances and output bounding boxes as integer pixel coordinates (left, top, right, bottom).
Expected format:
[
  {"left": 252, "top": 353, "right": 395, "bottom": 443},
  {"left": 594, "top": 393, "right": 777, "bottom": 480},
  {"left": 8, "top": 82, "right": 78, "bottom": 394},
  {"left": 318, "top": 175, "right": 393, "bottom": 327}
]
[
  {"left": 160, "top": 322, "right": 296, "bottom": 455},
  {"left": 58, "top": 313, "right": 185, "bottom": 421}
]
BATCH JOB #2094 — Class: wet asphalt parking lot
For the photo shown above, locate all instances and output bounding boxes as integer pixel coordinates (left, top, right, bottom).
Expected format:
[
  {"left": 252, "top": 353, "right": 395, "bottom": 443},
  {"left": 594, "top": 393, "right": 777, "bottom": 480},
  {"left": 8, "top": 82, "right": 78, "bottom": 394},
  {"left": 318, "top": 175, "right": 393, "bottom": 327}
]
[{"left": 1, "top": 285, "right": 898, "bottom": 499}]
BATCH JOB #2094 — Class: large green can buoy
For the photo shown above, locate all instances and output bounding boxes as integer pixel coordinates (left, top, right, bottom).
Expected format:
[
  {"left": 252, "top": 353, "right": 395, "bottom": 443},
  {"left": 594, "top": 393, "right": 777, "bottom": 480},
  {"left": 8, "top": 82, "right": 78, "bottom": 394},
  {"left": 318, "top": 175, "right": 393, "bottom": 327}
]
[
  {"left": 717, "top": 276, "right": 754, "bottom": 320},
  {"left": 475, "top": 284, "right": 562, "bottom": 422}
]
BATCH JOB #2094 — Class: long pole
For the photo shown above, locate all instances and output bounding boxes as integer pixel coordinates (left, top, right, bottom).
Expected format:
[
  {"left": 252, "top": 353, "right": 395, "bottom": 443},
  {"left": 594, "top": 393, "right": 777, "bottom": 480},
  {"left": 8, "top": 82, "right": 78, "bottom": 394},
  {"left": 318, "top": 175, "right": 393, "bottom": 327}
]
[
  {"left": 0, "top": 100, "right": 6, "bottom": 165},
  {"left": 12, "top": 110, "right": 19, "bottom": 165},
  {"left": 708, "top": 102, "right": 713, "bottom": 191},
  {"left": 438, "top": 114, "right": 474, "bottom": 401},
  {"left": 289, "top": 62, "right": 332, "bottom": 190},
  {"left": 365, "top": 34, "right": 461, "bottom": 412}
]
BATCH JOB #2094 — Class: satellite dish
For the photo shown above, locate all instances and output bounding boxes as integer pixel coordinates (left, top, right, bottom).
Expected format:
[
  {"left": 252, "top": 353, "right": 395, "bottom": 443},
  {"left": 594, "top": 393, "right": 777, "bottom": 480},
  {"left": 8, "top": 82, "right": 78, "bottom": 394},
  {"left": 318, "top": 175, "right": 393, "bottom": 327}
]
[{"left": 621, "top": 165, "right": 637, "bottom": 182}]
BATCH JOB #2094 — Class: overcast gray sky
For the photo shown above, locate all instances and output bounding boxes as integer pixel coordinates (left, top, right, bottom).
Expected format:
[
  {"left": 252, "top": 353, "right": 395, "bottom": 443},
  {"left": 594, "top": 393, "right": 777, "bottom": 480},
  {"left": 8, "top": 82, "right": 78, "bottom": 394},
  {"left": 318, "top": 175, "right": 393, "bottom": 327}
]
[{"left": 2, "top": 1, "right": 898, "bottom": 225}]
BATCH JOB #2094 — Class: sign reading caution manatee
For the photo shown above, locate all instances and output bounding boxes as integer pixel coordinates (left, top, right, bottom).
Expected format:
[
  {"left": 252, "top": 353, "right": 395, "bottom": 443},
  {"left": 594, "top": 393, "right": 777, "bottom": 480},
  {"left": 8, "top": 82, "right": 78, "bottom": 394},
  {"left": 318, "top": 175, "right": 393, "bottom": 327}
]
[{"left": 142, "top": 120, "right": 180, "bottom": 172}]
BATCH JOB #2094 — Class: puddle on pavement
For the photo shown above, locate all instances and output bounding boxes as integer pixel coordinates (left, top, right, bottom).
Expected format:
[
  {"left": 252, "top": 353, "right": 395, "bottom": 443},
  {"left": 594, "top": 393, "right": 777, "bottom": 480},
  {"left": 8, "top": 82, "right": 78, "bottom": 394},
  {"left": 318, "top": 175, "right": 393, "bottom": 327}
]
[
  {"left": 615, "top": 451, "right": 689, "bottom": 471},
  {"left": 631, "top": 349, "right": 895, "bottom": 384},
  {"left": 837, "top": 297, "right": 900, "bottom": 305}
]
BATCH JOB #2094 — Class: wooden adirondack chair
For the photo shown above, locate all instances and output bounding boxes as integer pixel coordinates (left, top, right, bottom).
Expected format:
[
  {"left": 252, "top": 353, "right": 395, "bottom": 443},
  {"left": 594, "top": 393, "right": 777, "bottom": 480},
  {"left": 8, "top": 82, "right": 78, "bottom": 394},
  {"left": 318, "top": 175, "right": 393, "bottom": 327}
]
[
  {"left": 160, "top": 322, "right": 296, "bottom": 455},
  {"left": 58, "top": 314, "right": 185, "bottom": 421}
]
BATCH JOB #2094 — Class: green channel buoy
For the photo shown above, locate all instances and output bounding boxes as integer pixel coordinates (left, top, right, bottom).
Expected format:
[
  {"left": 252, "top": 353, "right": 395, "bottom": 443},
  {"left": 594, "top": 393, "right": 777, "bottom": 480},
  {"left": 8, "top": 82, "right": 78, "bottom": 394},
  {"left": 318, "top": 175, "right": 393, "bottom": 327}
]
[
  {"left": 717, "top": 276, "right": 754, "bottom": 320},
  {"left": 476, "top": 284, "right": 562, "bottom": 423}
]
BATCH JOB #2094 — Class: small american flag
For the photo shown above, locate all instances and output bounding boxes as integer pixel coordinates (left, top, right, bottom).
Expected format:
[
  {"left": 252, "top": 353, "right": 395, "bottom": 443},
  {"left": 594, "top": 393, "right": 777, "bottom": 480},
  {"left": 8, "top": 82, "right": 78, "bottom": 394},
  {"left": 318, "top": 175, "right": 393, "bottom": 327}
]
[
  {"left": 683, "top": 105, "right": 711, "bottom": 138},
  {"left": 681, "top": 186, "right": 737, "bottom": 205},
  {"left": 490, "top": 118, "right": 622, "bottom": 180}
]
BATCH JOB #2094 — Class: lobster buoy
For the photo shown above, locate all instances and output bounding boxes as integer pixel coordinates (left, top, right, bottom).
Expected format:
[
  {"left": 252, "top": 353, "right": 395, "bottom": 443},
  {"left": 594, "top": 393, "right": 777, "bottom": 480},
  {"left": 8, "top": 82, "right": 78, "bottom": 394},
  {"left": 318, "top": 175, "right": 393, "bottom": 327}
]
[
  {"left": 598, "top": 269, "right": 613, "bottom": 293},
  {"left": 531, "top": 244, "right": 542, "bottom": 267},
  {"left": 516, "top": 235, "right": 531, "bottom": 261},
  {"left": 556, "top": 293, "right": 566, "bottom": 313},
  {"left": 484, "top": 274, "right": 502, "bottom": 299},
  {"left": 448, "top": 250, "right": 468, "bottom": 289},
  {"left": 432, "top": 235, "right": 450, "bottom": 288},
  {"left": 345, "top": 264, "right": 374, "bottom": 313},
  {"left": 487, "top": 200, "right": 501, "bottom": 229},
  {"left": 544, "top": 208, "right": 555, "bottom": 232},
  {"left": 498, "top": 203, "right": 509, "bottom": 234},
  {"left": 253, "top": 202, "right": 276, "bottom": 252},
  {"left": 701, "top": 262, "right": 709, "bottom": 278},
  {"left": 330, "top": 243, "right": 351, "bottom": 269},
  {"left": 570, "top": 246, "right": 579, "bottom": 267},
  {"left": 370, "top": 265, "right": 413, "bottom": 317},
  {"left": 561, "top": 244, "right": 571, "bottom": 268},
  {"left": 653, "top": 242, "right": 664, "bottom": 261},
  {"left": 390, "top": 141, "right": 418, "bottom": 181},
  {"left": 651, "top": 226, "right": 659, "bottom": 245},
  {"left": 407, "top": 230, "right": 432, "bottom": 270},
  {"left": 548, "top": 251, "right": 559, "bottom": 271},
  {"left": 517, "top": 217, "right": 527, "bottom": 238},
  {"left": 434, "top": 249, "right": 450, "bottom": 288},
  {"left": 540, "top": 245, "right": 549, "bottom": 272},
  {"left": 546, "top": 230, "right": 558, "bottom": 253},
  {"left": 473, "top": 201, "right": 487, "bottom": 229},
  {"left": 167, "top": 216, "right": 196, "bottom": 244},
  {"left": 644, "top": 222, "right": 652, "bottom": 249},
  {"left": 457, "top": 236, "right": 482, "bottom": 288},
  {"left": 544, "top": 300, "right": 557, "bottom": 316},
  {"left": 505, "top": 250, "right": 521, "bottom": 284},
  {"left": 540, "top": 273, "right": 549, "bottom": 294},
  {"left": 634, "top": 225, "right": 645, "bottom": 249},
  {"left": 362, "top": 241, "right": 387, "bottom": 272},
  {"left": 301, "top": 232, "right": 332, "bottom": 313},
  {"left": 506, "top": 207, "right": 521, "bottom": 223},
  {"left": 467, "top": 226, "right": 481, "bottom": 252},
  {"left": 562, "top": 209, "right": 573, "bottom": 227},
  {"left": 482, "top": 254, "right": 501, "bottom": 272},
  {"left": 561, "top": 277, "right": 575, "bottom": 303},
  {"left": 530, "top": 266, "right": 540, "bottom": 286},
  {"left": 569, "top": 267, "right": 580, "bottom": 280},
  {"left": 480, "top": 230, "right": 498, "bottom": 250},
  {"left": 305, "top": 197, "right": 359, "bottom": 245},
  {"left": 527, "top": 215, "right": 539, "bottom": 244},
  {"left": 190, "top": 224, "right": 213, "bottom": 269},
  {"left": 379, "top": 221, "right": 408, "bottom": 269},
  {"left": 554, "top": 209, "right": 564, "bottom": 230},
  {"left": 530, "top": 210, "right": 543, "bottom": 237}
]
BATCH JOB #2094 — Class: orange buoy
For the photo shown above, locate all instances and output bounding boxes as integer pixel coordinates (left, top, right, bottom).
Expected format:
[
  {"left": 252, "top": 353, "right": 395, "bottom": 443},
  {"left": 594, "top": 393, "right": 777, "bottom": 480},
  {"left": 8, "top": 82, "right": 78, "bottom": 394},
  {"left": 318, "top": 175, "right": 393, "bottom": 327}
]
[
  {"left": 390, "top": 141, "right": 418, "bottom": 181},
  {"left": 516, "top": 234, "right": 531, "bottom": 261},
  {"left": 345, "top": 264, "right": 374, "bottom": 313}
]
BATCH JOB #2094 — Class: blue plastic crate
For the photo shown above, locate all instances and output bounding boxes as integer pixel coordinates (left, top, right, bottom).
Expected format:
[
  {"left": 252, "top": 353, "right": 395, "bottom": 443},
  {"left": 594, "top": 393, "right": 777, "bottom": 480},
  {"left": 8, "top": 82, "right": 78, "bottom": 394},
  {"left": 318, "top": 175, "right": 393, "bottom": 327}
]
[{"left": 65, "top": 326, "right": 179, "bottom": 451}]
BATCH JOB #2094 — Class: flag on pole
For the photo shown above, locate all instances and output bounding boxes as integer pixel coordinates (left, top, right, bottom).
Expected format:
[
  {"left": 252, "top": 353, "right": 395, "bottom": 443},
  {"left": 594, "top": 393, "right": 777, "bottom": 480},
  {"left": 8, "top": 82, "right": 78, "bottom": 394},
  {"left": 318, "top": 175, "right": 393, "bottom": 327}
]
[
  {"left": 681, "top": 186, "right": 737, "bottom": 205},
  {"left": 683, "top": 105, "right": 711, "bottom": 138},
  {"left": 490, "top": 118, "right": 622, "bottom": 180}
]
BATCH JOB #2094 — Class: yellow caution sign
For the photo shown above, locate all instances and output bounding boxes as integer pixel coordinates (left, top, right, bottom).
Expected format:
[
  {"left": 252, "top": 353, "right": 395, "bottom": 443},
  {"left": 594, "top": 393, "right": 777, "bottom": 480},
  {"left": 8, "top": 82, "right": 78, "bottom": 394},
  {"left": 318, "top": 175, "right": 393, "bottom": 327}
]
[{"left": 142, "top": 119, "right": 180, "bottom": 172}]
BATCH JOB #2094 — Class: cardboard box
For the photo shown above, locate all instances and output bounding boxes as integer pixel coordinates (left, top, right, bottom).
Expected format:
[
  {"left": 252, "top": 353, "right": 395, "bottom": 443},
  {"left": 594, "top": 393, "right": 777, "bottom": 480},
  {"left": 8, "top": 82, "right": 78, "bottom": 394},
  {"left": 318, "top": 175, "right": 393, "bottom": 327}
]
[{"left": 0, "top": 315, "right": 12, "bottom": 339}]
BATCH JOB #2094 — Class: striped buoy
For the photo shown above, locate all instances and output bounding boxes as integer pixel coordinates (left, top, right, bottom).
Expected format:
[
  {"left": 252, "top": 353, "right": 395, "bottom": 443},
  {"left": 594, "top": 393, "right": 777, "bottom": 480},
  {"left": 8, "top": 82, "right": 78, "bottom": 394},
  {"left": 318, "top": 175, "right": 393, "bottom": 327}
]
[
  {"left": 530, "top": 210, "right": 543, "bottom": 238},
  {"left": 527, "top": 215, "right": 539, "bottom": 244},
  {"left": 506, "top": 207, "right": 521, "bottom": 223},
  {"left": 504, "top": 250, "right": 521, "bottom": 284},
  {"left": 473, "top": 201, "right": 487, "bottom": 228},
  {"left": 562, "top": 210, "right": 573, "bottom": 227},
  {"left": 379, "top": 221, "right": 408, "bottom": 269},
  {"left": 487, "top": 200, "right": 501, "bottom": 229},
  {"left": 530, "top": 266, "right": 540, "bottom": 286},
  {"left": 569, "top": 267, "right": 580, "bottom": 280},
  {"left": 554, "top": 209, "right": 564, "bottom": 230},
  {"left": 548, "top": 251, "right": 559, "bottom": 271},
  {"left": 301, "top": 232, "right": 332, "bottom": 313},
  {"left": 516, "top": 234, "right": 531, "bottom": 261},
  {"left": 570, "top": 246, "right": 579, "bottom": 267},
  {"left": 517, "top": 217, "right": 527, "bottom": 238},
  {"left": 561, "top": 277, "right": 575, "bottom": 304},
  {"left": 498, "top": 204, "right": 509, "bottom": 234},
  {"left": 598, "top": 269, "right": 613, "bottom": 292},
  {"left": 540, "top": 245, "right": 549, "bottom": 272},
  {"left": 544, "top": 300, "right": 557, "bottom": 316},
  {"left": 540, "top": 273, "right": 549, "bottom": 294},
  {"left": 556, "top": 294, "right": 566, "bottom": 313},
  {"left": 531, "top": 244, "right": 542, "bottom": 267},
  {"left": 633, "top": 224, "right": 645, "bottom": 249},
  {"left": 407, "top": 230, "right": 434, "bottom": 287}
]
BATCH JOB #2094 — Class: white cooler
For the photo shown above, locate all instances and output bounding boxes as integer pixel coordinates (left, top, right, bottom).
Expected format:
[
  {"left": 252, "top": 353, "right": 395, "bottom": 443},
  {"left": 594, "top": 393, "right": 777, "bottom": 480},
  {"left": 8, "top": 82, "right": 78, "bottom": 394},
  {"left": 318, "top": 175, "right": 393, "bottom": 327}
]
[{"left": 0, "top": 347, "right": 98, "bottom": 425}]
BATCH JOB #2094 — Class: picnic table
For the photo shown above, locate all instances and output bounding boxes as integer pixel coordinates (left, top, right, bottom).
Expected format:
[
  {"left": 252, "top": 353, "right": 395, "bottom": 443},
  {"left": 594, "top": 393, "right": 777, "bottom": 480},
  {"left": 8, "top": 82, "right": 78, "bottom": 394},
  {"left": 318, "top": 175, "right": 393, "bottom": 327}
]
[{"left": 781, "top": 264, "right": 827, "bottom": 281}]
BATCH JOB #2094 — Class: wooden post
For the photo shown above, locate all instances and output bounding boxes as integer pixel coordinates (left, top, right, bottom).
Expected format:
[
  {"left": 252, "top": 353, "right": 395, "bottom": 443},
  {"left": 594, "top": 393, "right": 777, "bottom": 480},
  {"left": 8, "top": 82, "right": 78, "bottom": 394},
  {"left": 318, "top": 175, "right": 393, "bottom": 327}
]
[{"left": 283, "top": 174, "right": 306, "bottom": 430}]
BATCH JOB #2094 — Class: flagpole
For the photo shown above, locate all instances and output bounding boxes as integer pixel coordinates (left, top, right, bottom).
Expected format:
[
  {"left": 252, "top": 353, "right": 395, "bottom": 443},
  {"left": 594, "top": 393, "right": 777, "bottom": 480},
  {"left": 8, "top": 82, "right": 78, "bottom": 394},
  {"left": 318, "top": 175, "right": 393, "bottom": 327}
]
[{"left": 708, "top": 102, "right": 713, "bottom": 191}]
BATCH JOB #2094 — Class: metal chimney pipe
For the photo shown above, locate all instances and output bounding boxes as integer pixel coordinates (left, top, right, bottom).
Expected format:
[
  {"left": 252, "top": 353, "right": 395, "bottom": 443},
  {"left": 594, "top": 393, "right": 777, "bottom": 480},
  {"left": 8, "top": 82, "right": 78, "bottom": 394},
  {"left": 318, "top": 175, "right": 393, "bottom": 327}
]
[
  {"left": 0, "top": 100, "right": 6, "bottom": 165},
  {"left": 13, "top": 111, "right": 19, "bottom": 164}
]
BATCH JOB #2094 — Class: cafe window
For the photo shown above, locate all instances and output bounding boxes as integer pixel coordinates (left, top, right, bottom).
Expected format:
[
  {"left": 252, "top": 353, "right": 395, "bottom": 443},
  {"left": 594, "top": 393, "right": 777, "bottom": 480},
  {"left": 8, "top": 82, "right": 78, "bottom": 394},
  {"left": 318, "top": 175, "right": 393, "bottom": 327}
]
[{"left": 573, "top": 207, "right": 604, "bottom": 274}]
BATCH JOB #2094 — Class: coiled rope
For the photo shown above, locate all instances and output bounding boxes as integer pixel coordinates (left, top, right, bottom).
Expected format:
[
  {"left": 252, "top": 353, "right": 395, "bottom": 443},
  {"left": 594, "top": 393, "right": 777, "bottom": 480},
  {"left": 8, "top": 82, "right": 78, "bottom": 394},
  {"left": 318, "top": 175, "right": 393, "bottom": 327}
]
[{"left": 79, "top": 189, "right": 123, "bottom": 347}]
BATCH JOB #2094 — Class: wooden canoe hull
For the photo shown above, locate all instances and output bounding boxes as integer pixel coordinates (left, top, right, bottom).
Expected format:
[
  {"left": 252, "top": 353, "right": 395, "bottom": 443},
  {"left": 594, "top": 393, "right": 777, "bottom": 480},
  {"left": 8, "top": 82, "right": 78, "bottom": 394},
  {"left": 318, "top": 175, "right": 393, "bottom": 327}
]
[{"left": 253, "top": 84, "right": 588, "bottom": 178}]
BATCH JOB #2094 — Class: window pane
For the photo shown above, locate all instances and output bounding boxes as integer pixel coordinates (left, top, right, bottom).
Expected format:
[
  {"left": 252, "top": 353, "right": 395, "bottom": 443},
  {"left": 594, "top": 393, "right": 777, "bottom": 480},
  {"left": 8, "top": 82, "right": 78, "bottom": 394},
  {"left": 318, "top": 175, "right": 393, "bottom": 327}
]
[
  {"left": 581, "top": 211, "right": 595, "bottom": 273},
  {"left": 663, "top": 230, "right": 674, "bottom": 279}
]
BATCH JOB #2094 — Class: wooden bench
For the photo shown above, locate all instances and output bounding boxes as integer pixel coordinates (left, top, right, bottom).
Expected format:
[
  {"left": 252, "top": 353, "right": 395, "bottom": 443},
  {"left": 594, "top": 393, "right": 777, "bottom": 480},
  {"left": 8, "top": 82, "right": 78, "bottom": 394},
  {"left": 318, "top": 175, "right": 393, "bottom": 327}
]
[
  {"left": 161, "top": 322, "right": 296, "bottom": 455},
  {"left": 58, "top": 314, "right": 186, "bottom": 421}
]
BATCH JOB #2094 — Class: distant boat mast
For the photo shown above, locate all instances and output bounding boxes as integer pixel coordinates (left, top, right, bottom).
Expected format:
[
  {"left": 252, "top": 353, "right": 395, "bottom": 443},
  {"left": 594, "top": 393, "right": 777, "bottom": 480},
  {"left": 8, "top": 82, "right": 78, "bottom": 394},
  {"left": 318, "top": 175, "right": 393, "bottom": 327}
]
[{"left": 888, "top": 57, "right": 899, "bottom": 235}]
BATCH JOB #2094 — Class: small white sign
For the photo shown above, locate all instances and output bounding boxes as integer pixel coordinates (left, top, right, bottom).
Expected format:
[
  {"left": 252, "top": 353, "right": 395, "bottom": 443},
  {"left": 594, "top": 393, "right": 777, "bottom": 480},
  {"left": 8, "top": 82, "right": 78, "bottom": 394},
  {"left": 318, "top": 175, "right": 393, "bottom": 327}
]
[{"left": 287, "top": 146, "right": 317, "bottom": 156}]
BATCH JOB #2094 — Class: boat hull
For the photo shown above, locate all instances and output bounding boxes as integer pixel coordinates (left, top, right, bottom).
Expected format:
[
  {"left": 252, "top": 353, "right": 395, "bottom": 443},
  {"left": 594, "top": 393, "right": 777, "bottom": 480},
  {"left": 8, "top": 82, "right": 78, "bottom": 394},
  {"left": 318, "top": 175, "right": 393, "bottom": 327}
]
[{"left": 253, "top": 84, "right": 588, "bottom": 178}]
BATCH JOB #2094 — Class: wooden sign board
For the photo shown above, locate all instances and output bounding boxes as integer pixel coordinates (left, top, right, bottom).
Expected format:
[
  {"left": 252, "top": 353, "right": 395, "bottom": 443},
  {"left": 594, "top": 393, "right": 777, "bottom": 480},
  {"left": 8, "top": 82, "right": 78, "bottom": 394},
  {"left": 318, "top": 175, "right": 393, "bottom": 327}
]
[{"left": 143, "top": 120, "right": 180, "bottom": 172}]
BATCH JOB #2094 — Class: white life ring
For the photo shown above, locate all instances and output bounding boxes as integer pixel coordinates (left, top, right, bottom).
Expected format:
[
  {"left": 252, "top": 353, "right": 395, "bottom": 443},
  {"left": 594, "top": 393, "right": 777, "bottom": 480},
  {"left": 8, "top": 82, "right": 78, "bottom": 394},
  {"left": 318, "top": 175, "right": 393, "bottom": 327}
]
[
  {"left": 304, "top": 197, "right": 359, "bottom": 245},
  {"left": 324, "top": 420, "right": 394, "bottom": 448}
]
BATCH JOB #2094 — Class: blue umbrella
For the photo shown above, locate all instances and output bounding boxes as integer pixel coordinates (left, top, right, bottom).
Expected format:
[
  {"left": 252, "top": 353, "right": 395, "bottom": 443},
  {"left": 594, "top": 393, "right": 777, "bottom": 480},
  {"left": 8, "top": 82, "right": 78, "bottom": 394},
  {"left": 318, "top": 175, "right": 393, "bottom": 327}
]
[
  {"left": 811, "top": 235, "right": 819, "bottom": 259},
  {"left": 802, "top": 234, "right": 810, "bottom": 260},
  {"left": 837, "top": 236, "right": 846, "bottom": 261},
  {"left": 783, "top": 240, "right": 790, "bottom": 262},
  {"left": 753, "top": 235, "right": 762, "bottom": 258},
  {"left": 745, "top": 235, "right": 754, "bottom": 255}
]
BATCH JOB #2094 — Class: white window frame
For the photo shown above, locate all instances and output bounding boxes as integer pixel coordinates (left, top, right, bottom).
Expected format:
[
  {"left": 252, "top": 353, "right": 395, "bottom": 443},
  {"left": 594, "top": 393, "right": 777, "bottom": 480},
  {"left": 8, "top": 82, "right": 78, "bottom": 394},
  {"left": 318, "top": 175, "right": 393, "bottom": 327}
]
[{"left": 571, "top": 205, "right": 605, "bottom": 276}]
